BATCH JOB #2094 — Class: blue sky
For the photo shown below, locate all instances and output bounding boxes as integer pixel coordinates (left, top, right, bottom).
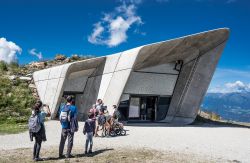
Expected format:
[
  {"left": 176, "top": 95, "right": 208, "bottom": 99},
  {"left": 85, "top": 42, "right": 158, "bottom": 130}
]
[{"left": 0, "top": 0, "right": 249, "bottom": 92}]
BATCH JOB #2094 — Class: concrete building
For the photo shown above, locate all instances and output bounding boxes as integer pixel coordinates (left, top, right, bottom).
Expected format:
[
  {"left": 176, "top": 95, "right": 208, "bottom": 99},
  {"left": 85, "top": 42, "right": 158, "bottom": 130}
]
[{"left": 33, "top": 28, "right": 229, "bottom": 124}]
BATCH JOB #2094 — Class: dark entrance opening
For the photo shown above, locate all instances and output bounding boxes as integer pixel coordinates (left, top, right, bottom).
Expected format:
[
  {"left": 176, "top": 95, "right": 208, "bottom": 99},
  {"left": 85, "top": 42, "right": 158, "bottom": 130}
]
[
  {"left": 139, "top": 96, "right": 157, "bottom": 121},
  {"left": 117, "top": 95, "right": 172, "bottom": 122}
]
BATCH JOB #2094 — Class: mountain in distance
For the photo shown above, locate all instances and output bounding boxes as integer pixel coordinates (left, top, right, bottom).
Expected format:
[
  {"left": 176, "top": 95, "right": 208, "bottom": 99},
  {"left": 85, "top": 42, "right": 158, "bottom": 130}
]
[{"left": 202, "top": 91, "right": 250, "bottom": 123}]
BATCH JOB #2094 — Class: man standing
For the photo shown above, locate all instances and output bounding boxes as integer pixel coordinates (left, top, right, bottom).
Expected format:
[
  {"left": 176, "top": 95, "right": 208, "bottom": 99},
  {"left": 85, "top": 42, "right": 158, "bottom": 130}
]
[{"left": 59, "top": 96, "right": 78, "bottom": 158}]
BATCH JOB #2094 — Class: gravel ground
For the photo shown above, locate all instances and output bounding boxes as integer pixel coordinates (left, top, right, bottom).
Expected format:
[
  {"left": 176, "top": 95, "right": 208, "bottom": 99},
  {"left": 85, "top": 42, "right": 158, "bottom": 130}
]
[
  {"left": 0, "top": 146, "right": 220, "bottom": 163},
  {"left": 1, "top": 120, "right": 250, "bottom": 162}
]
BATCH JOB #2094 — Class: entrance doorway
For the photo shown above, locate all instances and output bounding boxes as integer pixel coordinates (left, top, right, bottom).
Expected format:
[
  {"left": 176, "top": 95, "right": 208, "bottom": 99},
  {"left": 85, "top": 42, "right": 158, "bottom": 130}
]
[
  {"left": 128, "top": 96, "right": 158, "bottom": 122},
  {"left": 117, "top": 95, "right": 172, "bottom": 122}
]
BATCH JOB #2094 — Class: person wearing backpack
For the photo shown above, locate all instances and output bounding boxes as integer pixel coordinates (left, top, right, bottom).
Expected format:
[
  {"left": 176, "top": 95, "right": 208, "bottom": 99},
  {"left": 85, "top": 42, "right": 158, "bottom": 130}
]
[
  {"left": 59, "top": 96, "right": 78, "bottom": 158},
  {"left": 83, "top": 112, "right": 96, "bottom": 154},
  {"left": 29, "top": 101, "right": 51, "bottom": 161}
]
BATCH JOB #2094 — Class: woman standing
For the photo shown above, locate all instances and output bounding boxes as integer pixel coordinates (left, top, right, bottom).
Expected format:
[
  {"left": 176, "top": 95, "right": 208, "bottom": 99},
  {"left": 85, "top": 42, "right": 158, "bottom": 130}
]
[{"left": 29, "top": 101, "right": 51, "bottom": 161}]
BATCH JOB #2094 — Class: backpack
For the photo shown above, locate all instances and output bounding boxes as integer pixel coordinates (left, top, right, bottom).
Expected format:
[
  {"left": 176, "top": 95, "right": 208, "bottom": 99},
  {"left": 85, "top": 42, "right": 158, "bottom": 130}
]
[
  {"left": 60, "top": 105, "right": 71, "bottom": 123},
  {"left": 28, "top": 114, "right": 41, "bottom": 133},
  {"left": 98, "top": 115, "right": 106, "bottom": 125},
  {"left": 100, "top": 105, "right": 107, "bottom": 113},
  {"left": 70, "top": 114, "right": 79, "bottom": 132}
]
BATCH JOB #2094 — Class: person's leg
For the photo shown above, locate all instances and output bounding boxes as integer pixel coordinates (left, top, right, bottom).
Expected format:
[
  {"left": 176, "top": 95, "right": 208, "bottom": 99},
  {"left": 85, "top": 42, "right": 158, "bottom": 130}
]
[
  {"left": 59, "top": 129, "right": 67, "bottom": 157},
  {"left": 89, "top": 132, "right": 93, "bottom": 153},
  {"left": 34, "top": 135, "right": 43, "bottom": 160},
  {"left": 85, "top": 133, "right": 90, "bottom": 153},
  {"left": 105, "top": 122, "right": 110, "bottom": 136},
  {"left": 36, "top": 138, "right": 42, "bottom": 159},
  {"left": 33, "top": 137, "right": 37, "bottom": 160},
  {"left": 95, "top": 120, "right": 99, "bottom": 136},
  {"left": 66, "top": 131, "right": 74, "bottom": 157}
]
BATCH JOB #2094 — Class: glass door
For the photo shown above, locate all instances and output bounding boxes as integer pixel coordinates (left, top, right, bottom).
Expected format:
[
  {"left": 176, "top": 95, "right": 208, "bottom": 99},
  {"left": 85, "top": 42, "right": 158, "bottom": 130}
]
[
  {"left": 128, "top": 96, "right": 158, "bottom": 121},
  {"left": 128, "top": 97, "right": 140, "bottom": 119}
]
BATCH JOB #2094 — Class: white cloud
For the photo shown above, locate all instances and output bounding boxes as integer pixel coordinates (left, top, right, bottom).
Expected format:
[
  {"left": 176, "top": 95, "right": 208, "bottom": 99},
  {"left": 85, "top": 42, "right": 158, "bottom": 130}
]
[
  {"left": 0, "top": 37, "right": 22, "bottom": 63},
  {"left": 208, "top": 81, "right": 250, "bottom": 93},
  {"left": 28, "top": 48, "right": 43, "bottom": 60},
  {"left": 209, "top": 68, "right": 250, "bottom": 87},
  {"left": 88, "top": 1, "right": 143, "bottom": 47},
  {"left": 87, "top": 22, "right": 105, "bottom": 44},
  {"left": 224, "top": 81, "right": 250, "bottom": 92}
]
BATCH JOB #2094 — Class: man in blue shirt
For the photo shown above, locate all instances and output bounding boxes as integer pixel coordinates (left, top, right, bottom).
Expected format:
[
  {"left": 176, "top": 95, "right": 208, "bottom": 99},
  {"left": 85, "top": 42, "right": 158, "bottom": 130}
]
[{"left": 58, "top": 96, "right": 78, "bottom": 158}]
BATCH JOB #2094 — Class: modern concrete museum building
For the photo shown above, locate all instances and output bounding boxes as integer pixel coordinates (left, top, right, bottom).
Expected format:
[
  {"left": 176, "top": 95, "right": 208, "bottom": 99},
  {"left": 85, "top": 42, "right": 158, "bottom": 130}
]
[{"left": 33, "top": 28, "right": 229, "bottom": 124}]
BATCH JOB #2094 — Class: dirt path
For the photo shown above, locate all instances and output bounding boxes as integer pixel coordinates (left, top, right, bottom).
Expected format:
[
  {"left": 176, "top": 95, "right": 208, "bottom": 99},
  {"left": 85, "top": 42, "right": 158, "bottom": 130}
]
[{"left": 1, "top": 120, "right": 250, "bottom": 162}]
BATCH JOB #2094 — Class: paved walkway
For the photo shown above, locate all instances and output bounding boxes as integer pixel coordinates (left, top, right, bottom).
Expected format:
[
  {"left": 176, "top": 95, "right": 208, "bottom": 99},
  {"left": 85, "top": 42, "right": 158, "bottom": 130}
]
[{"left": 1, "top": 121, "right": 250, "bottom": 162}]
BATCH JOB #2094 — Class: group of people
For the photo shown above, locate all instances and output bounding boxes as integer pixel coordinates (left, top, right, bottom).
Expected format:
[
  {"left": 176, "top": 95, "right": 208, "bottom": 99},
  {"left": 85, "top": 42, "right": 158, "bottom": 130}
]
[
  {"left": 28, "top": 96, "right": 121, "bottom": 161},
  {"left": 89, "top": 99, "right": 120, "bottom": 137}
]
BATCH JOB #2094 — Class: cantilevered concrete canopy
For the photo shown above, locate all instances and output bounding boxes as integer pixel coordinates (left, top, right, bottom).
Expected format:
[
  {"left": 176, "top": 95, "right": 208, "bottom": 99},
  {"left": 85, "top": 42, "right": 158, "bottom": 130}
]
[{"left": 33, "top": 28, "right": 229, "bottom": 124}]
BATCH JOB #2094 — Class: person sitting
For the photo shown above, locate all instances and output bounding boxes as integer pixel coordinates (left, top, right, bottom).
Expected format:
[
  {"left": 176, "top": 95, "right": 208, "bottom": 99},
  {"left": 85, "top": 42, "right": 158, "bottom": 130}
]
[
  {"left": 112, "top": 105, "right": 121, "bottom": 122},
  {"left": 100, "top": 106, "right": 112, "bottom": 136}
]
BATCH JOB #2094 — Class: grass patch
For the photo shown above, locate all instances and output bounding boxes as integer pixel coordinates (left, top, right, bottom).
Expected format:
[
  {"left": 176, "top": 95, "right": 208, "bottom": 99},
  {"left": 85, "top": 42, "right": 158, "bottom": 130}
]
[
  {"left": 0, "top": 62, "right": 36, "bottom": 134},
  {"left": 0, "top": 123, "right": 27, "bottom": 134}
]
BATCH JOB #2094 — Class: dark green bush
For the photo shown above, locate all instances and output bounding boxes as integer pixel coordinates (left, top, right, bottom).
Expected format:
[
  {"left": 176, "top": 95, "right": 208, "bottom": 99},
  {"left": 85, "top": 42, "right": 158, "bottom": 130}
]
[{"left": 0, "top": 61, "right": 8, "bottom": 71}]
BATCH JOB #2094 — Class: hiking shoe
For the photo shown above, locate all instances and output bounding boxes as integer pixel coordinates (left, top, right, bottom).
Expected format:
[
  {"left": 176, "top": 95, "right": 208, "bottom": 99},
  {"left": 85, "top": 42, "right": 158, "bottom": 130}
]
[
  {"left": 88, "top": 150, "right": 93, "bottom": 154},
  {"left": 85, "top": 151, "right": 88, "bottom": 154},
  {"left": 66, "top": 154, "right": 74, "bottom": 158},
  {"left": 58, "top": 155, "right": 65, "bottom": 159},
  {"left": 34, "top": 157, "right": 44, "bottom": 161}
]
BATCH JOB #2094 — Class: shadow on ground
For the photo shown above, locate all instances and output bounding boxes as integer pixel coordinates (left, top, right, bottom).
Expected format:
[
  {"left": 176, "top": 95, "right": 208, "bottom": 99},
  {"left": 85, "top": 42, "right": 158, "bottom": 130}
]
[{"left": 44, "top": 148, "right": 114, "bottom": 161}]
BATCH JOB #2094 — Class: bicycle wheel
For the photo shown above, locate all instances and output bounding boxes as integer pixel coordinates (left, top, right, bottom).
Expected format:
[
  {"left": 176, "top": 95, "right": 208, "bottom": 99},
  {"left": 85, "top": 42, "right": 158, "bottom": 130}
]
[
  {"left": 120, "top": 129, "right": 126, "bottom": 136},
  {"left": 115, "top": 129, "right": 121, "bottom": 135},
  {"left": 109, "top": 130, "right": 116, "bottom": 137}
]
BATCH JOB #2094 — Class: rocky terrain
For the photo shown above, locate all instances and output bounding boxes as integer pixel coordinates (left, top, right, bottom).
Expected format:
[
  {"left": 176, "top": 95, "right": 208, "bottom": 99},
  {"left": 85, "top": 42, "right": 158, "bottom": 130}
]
[{"left": 4, "top": 54, "right": 95, "bottom": 100}]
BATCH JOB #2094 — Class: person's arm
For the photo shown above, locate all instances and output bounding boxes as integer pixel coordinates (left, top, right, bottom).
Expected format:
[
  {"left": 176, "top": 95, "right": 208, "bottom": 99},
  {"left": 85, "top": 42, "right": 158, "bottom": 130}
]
[
  {"left": 58, "top": 104, "right": 63, "bottom": 117},
  {"left": 74, "top": 106, "right": 78, "bottom": 117},
  {"left": 43, "top": 104, "right": 51, "bottom": 117}
]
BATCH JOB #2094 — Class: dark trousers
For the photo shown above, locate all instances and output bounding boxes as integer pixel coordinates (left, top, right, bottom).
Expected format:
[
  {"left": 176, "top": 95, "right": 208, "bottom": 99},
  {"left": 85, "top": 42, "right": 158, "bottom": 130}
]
[
  {"left": 33, "top": 134, "right": 42, "bottom": 159},
  {"left": 59, "top": 129, "right": 74, "bottom": 156}
]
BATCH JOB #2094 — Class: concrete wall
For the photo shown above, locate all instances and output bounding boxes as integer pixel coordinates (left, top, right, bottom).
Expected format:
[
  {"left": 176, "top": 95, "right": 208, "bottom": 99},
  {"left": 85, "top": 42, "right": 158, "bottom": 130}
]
[{"left": 33, "top": 64, "right": 71, "bottom": 115}]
